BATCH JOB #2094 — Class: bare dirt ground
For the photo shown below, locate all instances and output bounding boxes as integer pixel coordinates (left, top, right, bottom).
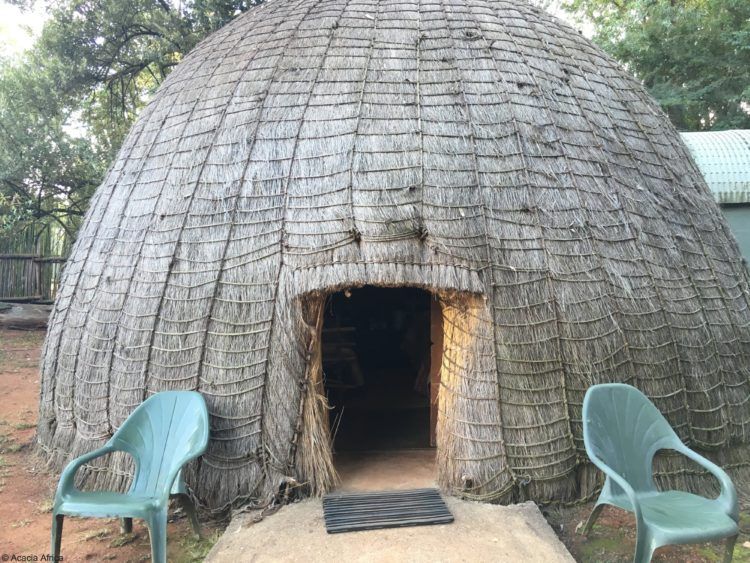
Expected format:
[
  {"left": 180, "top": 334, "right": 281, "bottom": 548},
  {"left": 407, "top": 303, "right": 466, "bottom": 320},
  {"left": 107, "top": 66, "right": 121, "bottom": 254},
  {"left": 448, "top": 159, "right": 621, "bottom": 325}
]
[
  {"left": 0, "top": 328, "right": 748, "bottom": 562},
  {"left": 0, "top": 329, "right": 222, "bottom": 562}
]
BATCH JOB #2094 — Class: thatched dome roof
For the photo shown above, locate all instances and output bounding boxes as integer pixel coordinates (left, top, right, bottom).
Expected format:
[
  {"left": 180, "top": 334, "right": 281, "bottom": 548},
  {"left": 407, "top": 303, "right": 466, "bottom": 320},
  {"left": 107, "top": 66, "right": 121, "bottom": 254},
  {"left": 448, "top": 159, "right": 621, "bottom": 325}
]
[{"left": 39, "top": 0, "right": 750, "bottom": 510}]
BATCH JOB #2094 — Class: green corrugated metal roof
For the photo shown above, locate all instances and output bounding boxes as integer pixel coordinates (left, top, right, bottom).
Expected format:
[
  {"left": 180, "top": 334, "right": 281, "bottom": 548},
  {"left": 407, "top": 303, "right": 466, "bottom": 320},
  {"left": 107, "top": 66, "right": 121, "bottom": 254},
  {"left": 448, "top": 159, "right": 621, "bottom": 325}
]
[{"left": 680, "top": 130, "right": 750, "bottom": 204}]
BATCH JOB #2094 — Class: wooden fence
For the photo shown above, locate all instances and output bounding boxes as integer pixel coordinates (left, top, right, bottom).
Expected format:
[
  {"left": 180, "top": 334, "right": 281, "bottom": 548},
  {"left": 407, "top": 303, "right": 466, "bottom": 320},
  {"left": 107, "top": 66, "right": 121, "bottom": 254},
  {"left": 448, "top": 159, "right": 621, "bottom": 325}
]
[{"left": 0, "top": 254, "right": 66, "bottom": 302}]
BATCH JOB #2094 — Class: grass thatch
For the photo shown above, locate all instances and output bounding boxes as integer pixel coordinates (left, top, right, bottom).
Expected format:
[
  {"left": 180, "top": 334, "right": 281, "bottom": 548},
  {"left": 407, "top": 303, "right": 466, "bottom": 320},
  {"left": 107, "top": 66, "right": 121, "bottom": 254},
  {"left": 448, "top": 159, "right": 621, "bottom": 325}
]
[{"left": 38, "top": 0, "right": 750, "bottom": 513}]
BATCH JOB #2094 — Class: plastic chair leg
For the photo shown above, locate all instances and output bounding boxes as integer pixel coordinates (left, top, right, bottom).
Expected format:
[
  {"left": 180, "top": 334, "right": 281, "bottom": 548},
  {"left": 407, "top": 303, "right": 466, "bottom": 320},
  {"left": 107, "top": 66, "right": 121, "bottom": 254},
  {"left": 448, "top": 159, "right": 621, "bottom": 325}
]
[
  {"left": 633, "top": 528, "right": 654, "bottom": 563},
  {"left": 724, "top": 534, "right": 738, "bottom": 563},
  {"left": 120, "top": 517, "right": 133, "bottom": 534},
  {"left": 50, "top": 514, "right": 64, "bottom": 558},
  {"left": 146, "top": 509, "right": 168, "bottom": 563},
  {"left": 175, "top": 493, "right": 201, "bottom": 538},
  {"left": 582, "top": 503, "right": 605, "bottom": 535}
]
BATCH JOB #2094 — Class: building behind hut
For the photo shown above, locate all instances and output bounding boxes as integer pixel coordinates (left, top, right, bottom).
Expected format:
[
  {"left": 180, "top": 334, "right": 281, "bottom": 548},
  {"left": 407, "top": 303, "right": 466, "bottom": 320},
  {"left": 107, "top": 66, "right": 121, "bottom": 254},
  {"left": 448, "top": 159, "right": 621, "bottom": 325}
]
[{"left": 681, "top": 130, "right": 750, "bottom": 260}]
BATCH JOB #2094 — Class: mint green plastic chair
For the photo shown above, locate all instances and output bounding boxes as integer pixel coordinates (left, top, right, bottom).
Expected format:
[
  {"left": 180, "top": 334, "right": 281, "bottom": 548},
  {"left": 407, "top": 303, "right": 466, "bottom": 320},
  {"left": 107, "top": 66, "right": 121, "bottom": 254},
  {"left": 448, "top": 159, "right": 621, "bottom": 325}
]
[
  {"left": 51, "top": 391, "right": 209, "bottom": 562},
  {"left": 582, "top": 383, "right": 739, "bottom": 562}
]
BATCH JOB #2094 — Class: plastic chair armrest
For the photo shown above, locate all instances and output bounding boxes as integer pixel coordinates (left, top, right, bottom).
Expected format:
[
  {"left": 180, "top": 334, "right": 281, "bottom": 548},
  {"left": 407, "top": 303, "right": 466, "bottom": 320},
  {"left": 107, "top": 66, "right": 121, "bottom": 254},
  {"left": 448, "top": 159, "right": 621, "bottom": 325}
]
[
  {"left": 163, "top": 425, "right": 209, "bottom": 501},
  {"left": 161, "top": 454, "right": 201, "bottom": 502},
  {"left": 588, "top": 453, "right": 645, "bottom": 526},
  {"left": 675, "top": 443, "right": 738, "bottom": 521},
  {"left": 56, "top": 445, "right": 117, "bottom": 498}
]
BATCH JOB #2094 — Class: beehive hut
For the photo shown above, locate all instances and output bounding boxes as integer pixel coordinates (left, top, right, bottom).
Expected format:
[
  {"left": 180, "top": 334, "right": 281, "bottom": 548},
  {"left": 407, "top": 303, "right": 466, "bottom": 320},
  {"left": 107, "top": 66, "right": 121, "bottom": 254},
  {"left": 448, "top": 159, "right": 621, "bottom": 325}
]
[{"left": 39, "top": 0, "right": 750, "bottom": 512}]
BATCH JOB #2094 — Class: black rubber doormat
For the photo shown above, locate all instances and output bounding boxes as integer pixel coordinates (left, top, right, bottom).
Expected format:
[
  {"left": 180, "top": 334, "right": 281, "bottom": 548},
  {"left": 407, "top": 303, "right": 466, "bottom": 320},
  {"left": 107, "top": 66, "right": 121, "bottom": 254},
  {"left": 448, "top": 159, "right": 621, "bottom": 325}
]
[{"left": 322, "top": 488, "right": 454, "bottom": 533}]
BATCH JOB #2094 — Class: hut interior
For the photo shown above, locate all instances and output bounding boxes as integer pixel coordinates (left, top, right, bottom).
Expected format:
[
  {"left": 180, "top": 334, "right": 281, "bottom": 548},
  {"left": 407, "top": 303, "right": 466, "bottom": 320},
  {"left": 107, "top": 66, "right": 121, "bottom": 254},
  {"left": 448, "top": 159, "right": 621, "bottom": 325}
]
[{"left": 322, "top": 286, "right": 436, "bottom": 459}]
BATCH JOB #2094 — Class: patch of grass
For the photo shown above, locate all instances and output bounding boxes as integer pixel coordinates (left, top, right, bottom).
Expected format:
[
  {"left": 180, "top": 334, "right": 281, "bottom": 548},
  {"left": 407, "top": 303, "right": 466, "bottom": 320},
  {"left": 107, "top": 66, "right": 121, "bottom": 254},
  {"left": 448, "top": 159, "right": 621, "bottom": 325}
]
[
  {"left": 739, "top": 509, "right": 750, "bottom": 532},
  {"left": 690, "top": 539, "right": 750, "bottom": 563},
  {"left": 36, "top": 499, "right": 54, "bottom": 514},
  {"left": 11, "top": 519, "right": 32, "bottom": 528},
  {"left": 3, "top": 330, "right": 45, "bottom": 349},
  {"left": 695, "top": 544, "right": 718, "bottom": 561},
  {"left": 176, "top": 530, "right": 221, "bottom": 563},
  {"left": 82, "top": 527, "right": 111, "bottom": 542},
  {"left": 110, "top": 532, "right": 138, "bottom": 547},
  {"left": 13, "top": 422, "right": 36, "bottom": 430},
  {"left": 0, "top": 432, "right": 19, "bottom": 454},
  {"left": 0, "top": 454, "right": 9, "bottom": 492},
  {"left": 579, "top": 531, "right": 633, "bottom": 563}
]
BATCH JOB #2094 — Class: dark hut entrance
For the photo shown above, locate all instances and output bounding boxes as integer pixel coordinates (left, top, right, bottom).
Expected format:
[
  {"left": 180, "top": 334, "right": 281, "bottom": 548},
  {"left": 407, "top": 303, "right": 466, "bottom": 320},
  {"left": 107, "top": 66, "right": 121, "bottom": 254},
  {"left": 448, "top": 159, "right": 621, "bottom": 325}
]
[{"left": 322, "top": 286, "right": 438, "bottom": 452}]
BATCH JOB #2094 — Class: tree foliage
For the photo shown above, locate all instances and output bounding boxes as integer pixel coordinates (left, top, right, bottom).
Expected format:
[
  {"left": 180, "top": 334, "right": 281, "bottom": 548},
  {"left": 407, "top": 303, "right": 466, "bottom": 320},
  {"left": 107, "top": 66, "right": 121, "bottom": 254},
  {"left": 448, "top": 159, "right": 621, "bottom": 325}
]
[
  {"left": 38, "top": 0, "right": 256, "bottom": 154},
  {"left": 0, "top": 55, "right": 104, "bottom": 245},
  {"left": 562, "top": 0, "right": 750, "bottom": 131},
  {"left": 0, "top": 0, "right": 256, "bottom": 249}
]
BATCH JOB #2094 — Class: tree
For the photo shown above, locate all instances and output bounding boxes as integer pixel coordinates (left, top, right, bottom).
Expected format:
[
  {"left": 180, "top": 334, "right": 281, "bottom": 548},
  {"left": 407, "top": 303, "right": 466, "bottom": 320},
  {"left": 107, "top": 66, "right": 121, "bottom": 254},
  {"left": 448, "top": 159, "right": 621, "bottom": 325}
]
[
  {"left": 38, "top": 0, "right": 257, "bottom": 157},
  {"left": 561, "top": 0, "right": 750, "bottom": 131},
  {"left": 0, "top": 56, "right": 104, "bottom": 246},
  {"left": 0, "top": 0, "right": 258, "bottom": 248}
]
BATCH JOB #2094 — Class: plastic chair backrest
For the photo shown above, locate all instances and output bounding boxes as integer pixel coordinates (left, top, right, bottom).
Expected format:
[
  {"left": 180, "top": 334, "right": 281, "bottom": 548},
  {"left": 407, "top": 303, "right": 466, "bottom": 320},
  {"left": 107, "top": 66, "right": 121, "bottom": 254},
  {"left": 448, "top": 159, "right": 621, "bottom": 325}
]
[
  {"left": 108, "top": 391, "right": 209, "bottom": 497},
  {"left": 583, "top": 383, "right": 680, "bottom": 493}
]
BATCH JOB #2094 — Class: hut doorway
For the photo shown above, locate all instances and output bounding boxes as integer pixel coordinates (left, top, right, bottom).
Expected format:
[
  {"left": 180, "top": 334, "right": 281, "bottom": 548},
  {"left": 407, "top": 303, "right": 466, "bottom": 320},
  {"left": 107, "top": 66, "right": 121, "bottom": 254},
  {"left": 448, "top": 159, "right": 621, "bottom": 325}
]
[{"left": 321, "top": 286, "right": 439, "bottom": 452}]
